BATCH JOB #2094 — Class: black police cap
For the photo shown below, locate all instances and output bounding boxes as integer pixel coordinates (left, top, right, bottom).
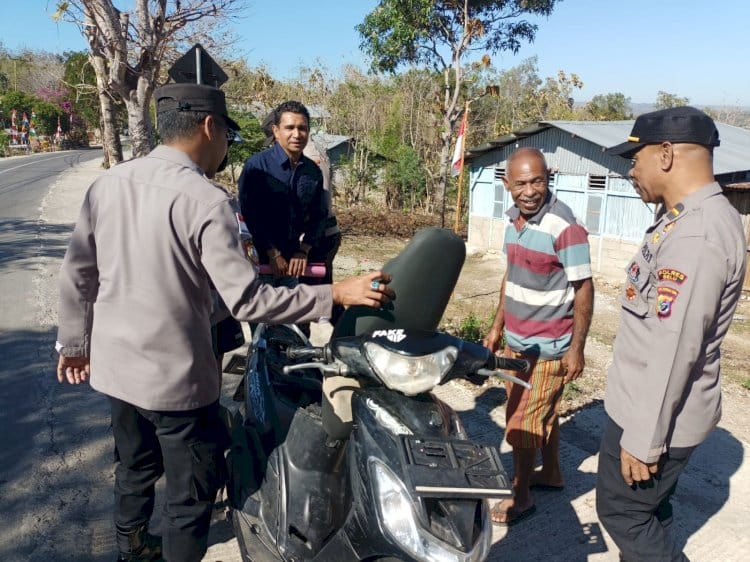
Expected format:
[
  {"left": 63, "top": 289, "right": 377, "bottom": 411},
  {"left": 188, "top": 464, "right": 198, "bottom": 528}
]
[
  {"left": 607, "top": 106, "right": 720, "bottom": 158},
  {"left": 154, "top": 83, "right": 240, "bottom": 131}
]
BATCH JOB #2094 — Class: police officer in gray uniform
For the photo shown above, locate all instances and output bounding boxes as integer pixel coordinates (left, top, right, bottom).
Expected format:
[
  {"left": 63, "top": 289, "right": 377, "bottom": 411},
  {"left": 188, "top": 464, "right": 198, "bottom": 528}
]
[
  {"left": 597, "top": 107, "right": 746, "bottom": 561},
  {"left": 55, "top": 83, "right": 393, "bottom": 562}
]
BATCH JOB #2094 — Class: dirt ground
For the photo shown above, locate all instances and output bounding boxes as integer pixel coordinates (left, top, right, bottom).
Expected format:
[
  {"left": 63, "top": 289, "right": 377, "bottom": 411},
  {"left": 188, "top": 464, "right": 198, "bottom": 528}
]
[{"left": 332, "top": 231, "right": 750, "bottom": 444}]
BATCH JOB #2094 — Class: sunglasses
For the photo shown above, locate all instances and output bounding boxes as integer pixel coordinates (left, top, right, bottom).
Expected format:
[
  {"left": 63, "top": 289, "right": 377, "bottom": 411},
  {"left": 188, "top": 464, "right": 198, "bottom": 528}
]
[{"left": 225, "top": 129, "right": 243, "bottom": 146}]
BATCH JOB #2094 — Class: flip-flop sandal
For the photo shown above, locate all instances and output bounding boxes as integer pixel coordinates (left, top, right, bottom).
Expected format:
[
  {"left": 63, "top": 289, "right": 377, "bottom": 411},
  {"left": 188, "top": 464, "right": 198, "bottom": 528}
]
[
  {"left": 490, "top": 502, "right": 537, "bottom": 526},
  {"left": 529, "top": 483, "right": 565, "bottom": 492}
]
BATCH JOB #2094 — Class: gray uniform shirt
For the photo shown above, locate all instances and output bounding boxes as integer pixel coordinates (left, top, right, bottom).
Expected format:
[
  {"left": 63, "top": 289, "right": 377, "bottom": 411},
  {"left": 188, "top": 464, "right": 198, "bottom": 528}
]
[
  {"left": 57, "top": 146, "right": 332, "bottom": 411},
  {"left": 605, "top": 182, "right": 746, "bottom": 462}
]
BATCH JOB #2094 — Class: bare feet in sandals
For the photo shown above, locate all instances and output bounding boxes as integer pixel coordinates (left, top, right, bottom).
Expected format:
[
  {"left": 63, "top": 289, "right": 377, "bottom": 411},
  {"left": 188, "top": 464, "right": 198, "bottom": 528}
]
[{"left": 490, "top": 498, "right": 537, "bottom": 526}]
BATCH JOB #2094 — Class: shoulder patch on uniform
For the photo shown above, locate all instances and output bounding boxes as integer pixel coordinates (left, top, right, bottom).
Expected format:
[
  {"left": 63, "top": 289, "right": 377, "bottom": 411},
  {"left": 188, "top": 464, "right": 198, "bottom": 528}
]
[
  {"left": 236, "top": 213, "right": 250, "bottom": 239},
  {"left": 656, "top": 286, "right": 679, "bottom": 319},
  {"left": 236, "top": 213, "right": 259, "bottom": 267},
  {"left": 625, "top": 283, "right": 637, "bottom": 301},
  {"left": 628, "top": 261, "right": 641, "bottom": 283},
  {"left": 657, "top": 268, "right": 687, "bottom": 285}
]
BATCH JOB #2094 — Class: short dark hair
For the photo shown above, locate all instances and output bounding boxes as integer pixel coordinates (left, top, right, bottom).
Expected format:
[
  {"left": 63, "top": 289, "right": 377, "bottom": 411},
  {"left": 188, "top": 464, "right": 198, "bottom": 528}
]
[
  {"left": 157, "top": 110, "right": 211, "bottom": 143},
  {"left": 273, "top": 100, "right": 310, "bottom": 126}
]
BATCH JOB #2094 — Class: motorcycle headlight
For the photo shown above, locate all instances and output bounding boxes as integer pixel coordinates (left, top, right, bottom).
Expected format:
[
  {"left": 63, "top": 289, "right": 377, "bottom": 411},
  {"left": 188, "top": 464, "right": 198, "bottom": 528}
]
[
  {"left": 370, "top": 459, "right": 421, "bottom": 555},
  {"left": 370, "top": 458, "right": 490, "bottom": 562},
  {"left": 363, "top": 343, "right": 458, "bottom": 395}
]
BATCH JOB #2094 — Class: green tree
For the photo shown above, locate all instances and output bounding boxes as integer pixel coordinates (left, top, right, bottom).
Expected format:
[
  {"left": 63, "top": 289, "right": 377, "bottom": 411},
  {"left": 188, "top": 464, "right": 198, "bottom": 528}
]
[
  {"left": 328, "top": 67, "right": 394, "bottom": 204},
  {"left": 384, "top": 144, "right": 428, "bottom": 211},
  {"left": 223, "top": 110, "right": 265, "bottom": 185},
  {"left": 62, "top": 51, "right": 101, "bottom": 129},
  {"left": 0, "top": 128, "right": 9, "bottom": 156},
  {"left": 357, "top": 0, "right": 558, "bottom": 223},
  {"left": 583, "top": 92, "right": 632, "bottom": 120},
  {"left": 655, "top": 90, "right": 689, "bottom": 110},
  {"left": 55, "top": 0, "right": 247, "bottom": 166},
  {"left": 470, "top": 57, "right": 582, "bottom": 140},
  {"left": 0, "top": 90, "right": 62, "bottom": 137}
]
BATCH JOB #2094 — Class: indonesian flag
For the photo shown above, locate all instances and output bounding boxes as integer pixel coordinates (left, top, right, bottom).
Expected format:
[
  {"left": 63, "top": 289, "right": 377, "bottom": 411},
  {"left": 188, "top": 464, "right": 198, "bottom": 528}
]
[{"left": 451, "top": 114, "right": 467, "bottom": 177}]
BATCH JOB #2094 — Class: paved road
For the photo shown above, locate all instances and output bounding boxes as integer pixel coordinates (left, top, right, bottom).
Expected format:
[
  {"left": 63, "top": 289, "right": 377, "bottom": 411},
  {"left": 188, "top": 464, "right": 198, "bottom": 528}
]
[
  {"left": 0, "top": 150, "right": 101, "bottom": 335},
  {"left": 0, "top": 150, "right": 119, "bottom": 562}
]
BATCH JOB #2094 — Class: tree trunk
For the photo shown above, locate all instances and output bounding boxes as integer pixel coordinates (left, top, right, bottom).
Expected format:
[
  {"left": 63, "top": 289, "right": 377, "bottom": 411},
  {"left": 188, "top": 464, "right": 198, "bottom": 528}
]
[
  {"left": 90, "top": 51, "right": 122, "bottom": 167},
  {"left": 437, "top": 116, "right": 452, "bottom": 226},
  {"left": 98, "top": 90, "right": 122, "bottom": 168},
  {"left": 124, "top": 75, "right": 156, "bottom": 158}
]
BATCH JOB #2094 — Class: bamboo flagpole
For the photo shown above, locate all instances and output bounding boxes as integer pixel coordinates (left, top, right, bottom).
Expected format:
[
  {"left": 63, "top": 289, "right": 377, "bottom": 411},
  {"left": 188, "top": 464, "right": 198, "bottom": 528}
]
[{"left": 452, "top": 101, "right": 469, "bottom": 234}]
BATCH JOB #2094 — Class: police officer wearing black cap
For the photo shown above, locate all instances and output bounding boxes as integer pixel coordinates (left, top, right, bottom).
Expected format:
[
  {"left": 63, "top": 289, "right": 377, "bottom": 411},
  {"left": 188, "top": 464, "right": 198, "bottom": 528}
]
[
  {"left": 596, "top": 107, "right": 746, "bottom": 561},
  {"left": 55, "top": 82, "right": 393, "bottom": 562}
]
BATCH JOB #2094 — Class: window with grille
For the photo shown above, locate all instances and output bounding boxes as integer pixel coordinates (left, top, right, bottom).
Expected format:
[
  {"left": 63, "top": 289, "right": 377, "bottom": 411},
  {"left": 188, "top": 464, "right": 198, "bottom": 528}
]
[
  {"left": 494, "top": 167, "right": 506, "bottom": 181},
  {"left": 588, "top": 174, "right": 606, "bottom": 190},
  {"left": 586, "top": 195, "right": 602, "bottom": 234},
  {"left": 493, "top": 184, "right": 505, "bottom": 218}
]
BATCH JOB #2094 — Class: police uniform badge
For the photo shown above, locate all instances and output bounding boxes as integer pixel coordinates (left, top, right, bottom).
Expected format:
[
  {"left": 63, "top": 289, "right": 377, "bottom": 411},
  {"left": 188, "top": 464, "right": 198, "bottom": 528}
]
[
  {"left": 625, "top": 284, "right": 637, "bottom": 301},
  {"left": 657, "top": 268, "right": 687, "bottom": 285},
  {"left": 627, "top": 261, "right": 640, "bottom": 283},
  {"left": 236, "top": 212, "right": 259, "bottom": 269},
  {"left": 656, "top": 286, "right": 679, "bottom": 319}
]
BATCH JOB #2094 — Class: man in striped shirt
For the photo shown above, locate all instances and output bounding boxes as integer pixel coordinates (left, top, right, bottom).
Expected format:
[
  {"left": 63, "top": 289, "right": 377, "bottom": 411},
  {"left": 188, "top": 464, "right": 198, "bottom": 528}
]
[{"left": 483, "top": 147, "right": 594, "bottom": 525}]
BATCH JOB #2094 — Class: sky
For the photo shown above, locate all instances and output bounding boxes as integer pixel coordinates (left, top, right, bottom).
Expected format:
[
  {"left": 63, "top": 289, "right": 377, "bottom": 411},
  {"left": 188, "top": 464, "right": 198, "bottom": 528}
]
[{"left": 2, "top": 0, "right": 749, "bottom": 107}]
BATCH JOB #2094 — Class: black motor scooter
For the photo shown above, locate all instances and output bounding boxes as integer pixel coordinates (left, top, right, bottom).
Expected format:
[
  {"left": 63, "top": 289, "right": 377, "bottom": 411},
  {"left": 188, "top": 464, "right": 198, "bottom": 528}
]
[{"left": 225, "top": 227, "right": 530, "bottom": 562}]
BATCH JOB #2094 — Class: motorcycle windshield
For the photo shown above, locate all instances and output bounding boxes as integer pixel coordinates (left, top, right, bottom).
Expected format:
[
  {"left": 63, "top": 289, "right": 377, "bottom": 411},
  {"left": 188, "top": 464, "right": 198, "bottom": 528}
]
[{"left": 333, "top": 227, "right": 466, "bottom": 338}]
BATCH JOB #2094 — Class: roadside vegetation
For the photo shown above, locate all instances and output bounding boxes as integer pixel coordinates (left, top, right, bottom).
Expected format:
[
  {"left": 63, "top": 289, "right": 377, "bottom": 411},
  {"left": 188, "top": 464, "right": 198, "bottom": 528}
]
[{"left": 4, "top": 1, "right": 749, "bottom": 209}]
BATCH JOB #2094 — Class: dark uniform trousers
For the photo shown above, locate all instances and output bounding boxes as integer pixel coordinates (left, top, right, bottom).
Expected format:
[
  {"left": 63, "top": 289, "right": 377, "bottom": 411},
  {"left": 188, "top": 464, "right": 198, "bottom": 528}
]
[
  {"left": 110, "top": 397, "right": 228, "bottom": 561},
  {"left": 596, "top": 417, "right": 694, "bottom": 562}
]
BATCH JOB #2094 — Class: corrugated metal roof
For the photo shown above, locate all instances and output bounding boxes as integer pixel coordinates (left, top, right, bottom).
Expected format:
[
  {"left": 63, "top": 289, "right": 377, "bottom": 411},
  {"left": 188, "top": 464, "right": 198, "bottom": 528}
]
[
  {"left": 312, "top": 133, "right": 352, "bottom": 151},
  {"left": 467, "top": 120, "right": 750, "bottom": 176},
  {"left": 544, "top": 120, "right": 634, "bottom": 152}
]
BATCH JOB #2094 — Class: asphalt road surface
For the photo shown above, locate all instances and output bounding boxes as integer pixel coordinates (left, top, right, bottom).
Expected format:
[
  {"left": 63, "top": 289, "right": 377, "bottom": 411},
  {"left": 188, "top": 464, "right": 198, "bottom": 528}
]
[{"left": 0, "top": 150, "right": 117, "bottom": 561}]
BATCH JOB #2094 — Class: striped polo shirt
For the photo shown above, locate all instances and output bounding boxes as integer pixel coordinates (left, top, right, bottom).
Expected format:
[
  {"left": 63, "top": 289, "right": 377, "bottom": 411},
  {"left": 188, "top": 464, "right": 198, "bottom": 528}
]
[{"left": 503, "top": 193, "right": 592, "bottom": 359}]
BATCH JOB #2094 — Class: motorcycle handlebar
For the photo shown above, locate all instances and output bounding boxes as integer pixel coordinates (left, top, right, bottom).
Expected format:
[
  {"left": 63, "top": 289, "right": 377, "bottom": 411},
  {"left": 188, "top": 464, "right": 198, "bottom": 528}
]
[
  {"left": 486, "top": 355, "right": 531, "bottom": 373},
  {"left": 285, "top": 346, "right": 325, "bottom": 361},
  {"left": 476, "top": 368, "right": 532, "bottom": 390}
]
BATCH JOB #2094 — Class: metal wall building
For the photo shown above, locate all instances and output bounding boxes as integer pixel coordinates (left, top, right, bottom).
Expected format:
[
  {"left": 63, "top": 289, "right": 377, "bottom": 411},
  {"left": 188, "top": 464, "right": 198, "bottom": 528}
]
[{"left": 466, "top": 120, "right": 750, "bottom": 280}]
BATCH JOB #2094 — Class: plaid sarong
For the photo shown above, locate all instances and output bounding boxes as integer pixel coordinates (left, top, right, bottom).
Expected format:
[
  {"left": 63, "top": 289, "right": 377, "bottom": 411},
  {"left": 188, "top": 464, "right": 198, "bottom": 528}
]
[{"left": 503, "top": 347, "right": 566, "bottom": 449}]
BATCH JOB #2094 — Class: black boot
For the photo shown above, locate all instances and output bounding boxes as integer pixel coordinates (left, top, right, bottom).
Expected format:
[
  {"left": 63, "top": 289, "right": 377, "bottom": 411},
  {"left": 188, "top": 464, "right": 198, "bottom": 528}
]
[{"left": 115, "top": 522, "right": 163, "bottom": 561}]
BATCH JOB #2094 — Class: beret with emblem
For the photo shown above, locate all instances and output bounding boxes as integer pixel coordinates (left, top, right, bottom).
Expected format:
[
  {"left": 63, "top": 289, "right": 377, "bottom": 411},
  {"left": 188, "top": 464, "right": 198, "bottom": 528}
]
[{"left": 154, "top": 83, "right": 240, "bottom": 131}]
